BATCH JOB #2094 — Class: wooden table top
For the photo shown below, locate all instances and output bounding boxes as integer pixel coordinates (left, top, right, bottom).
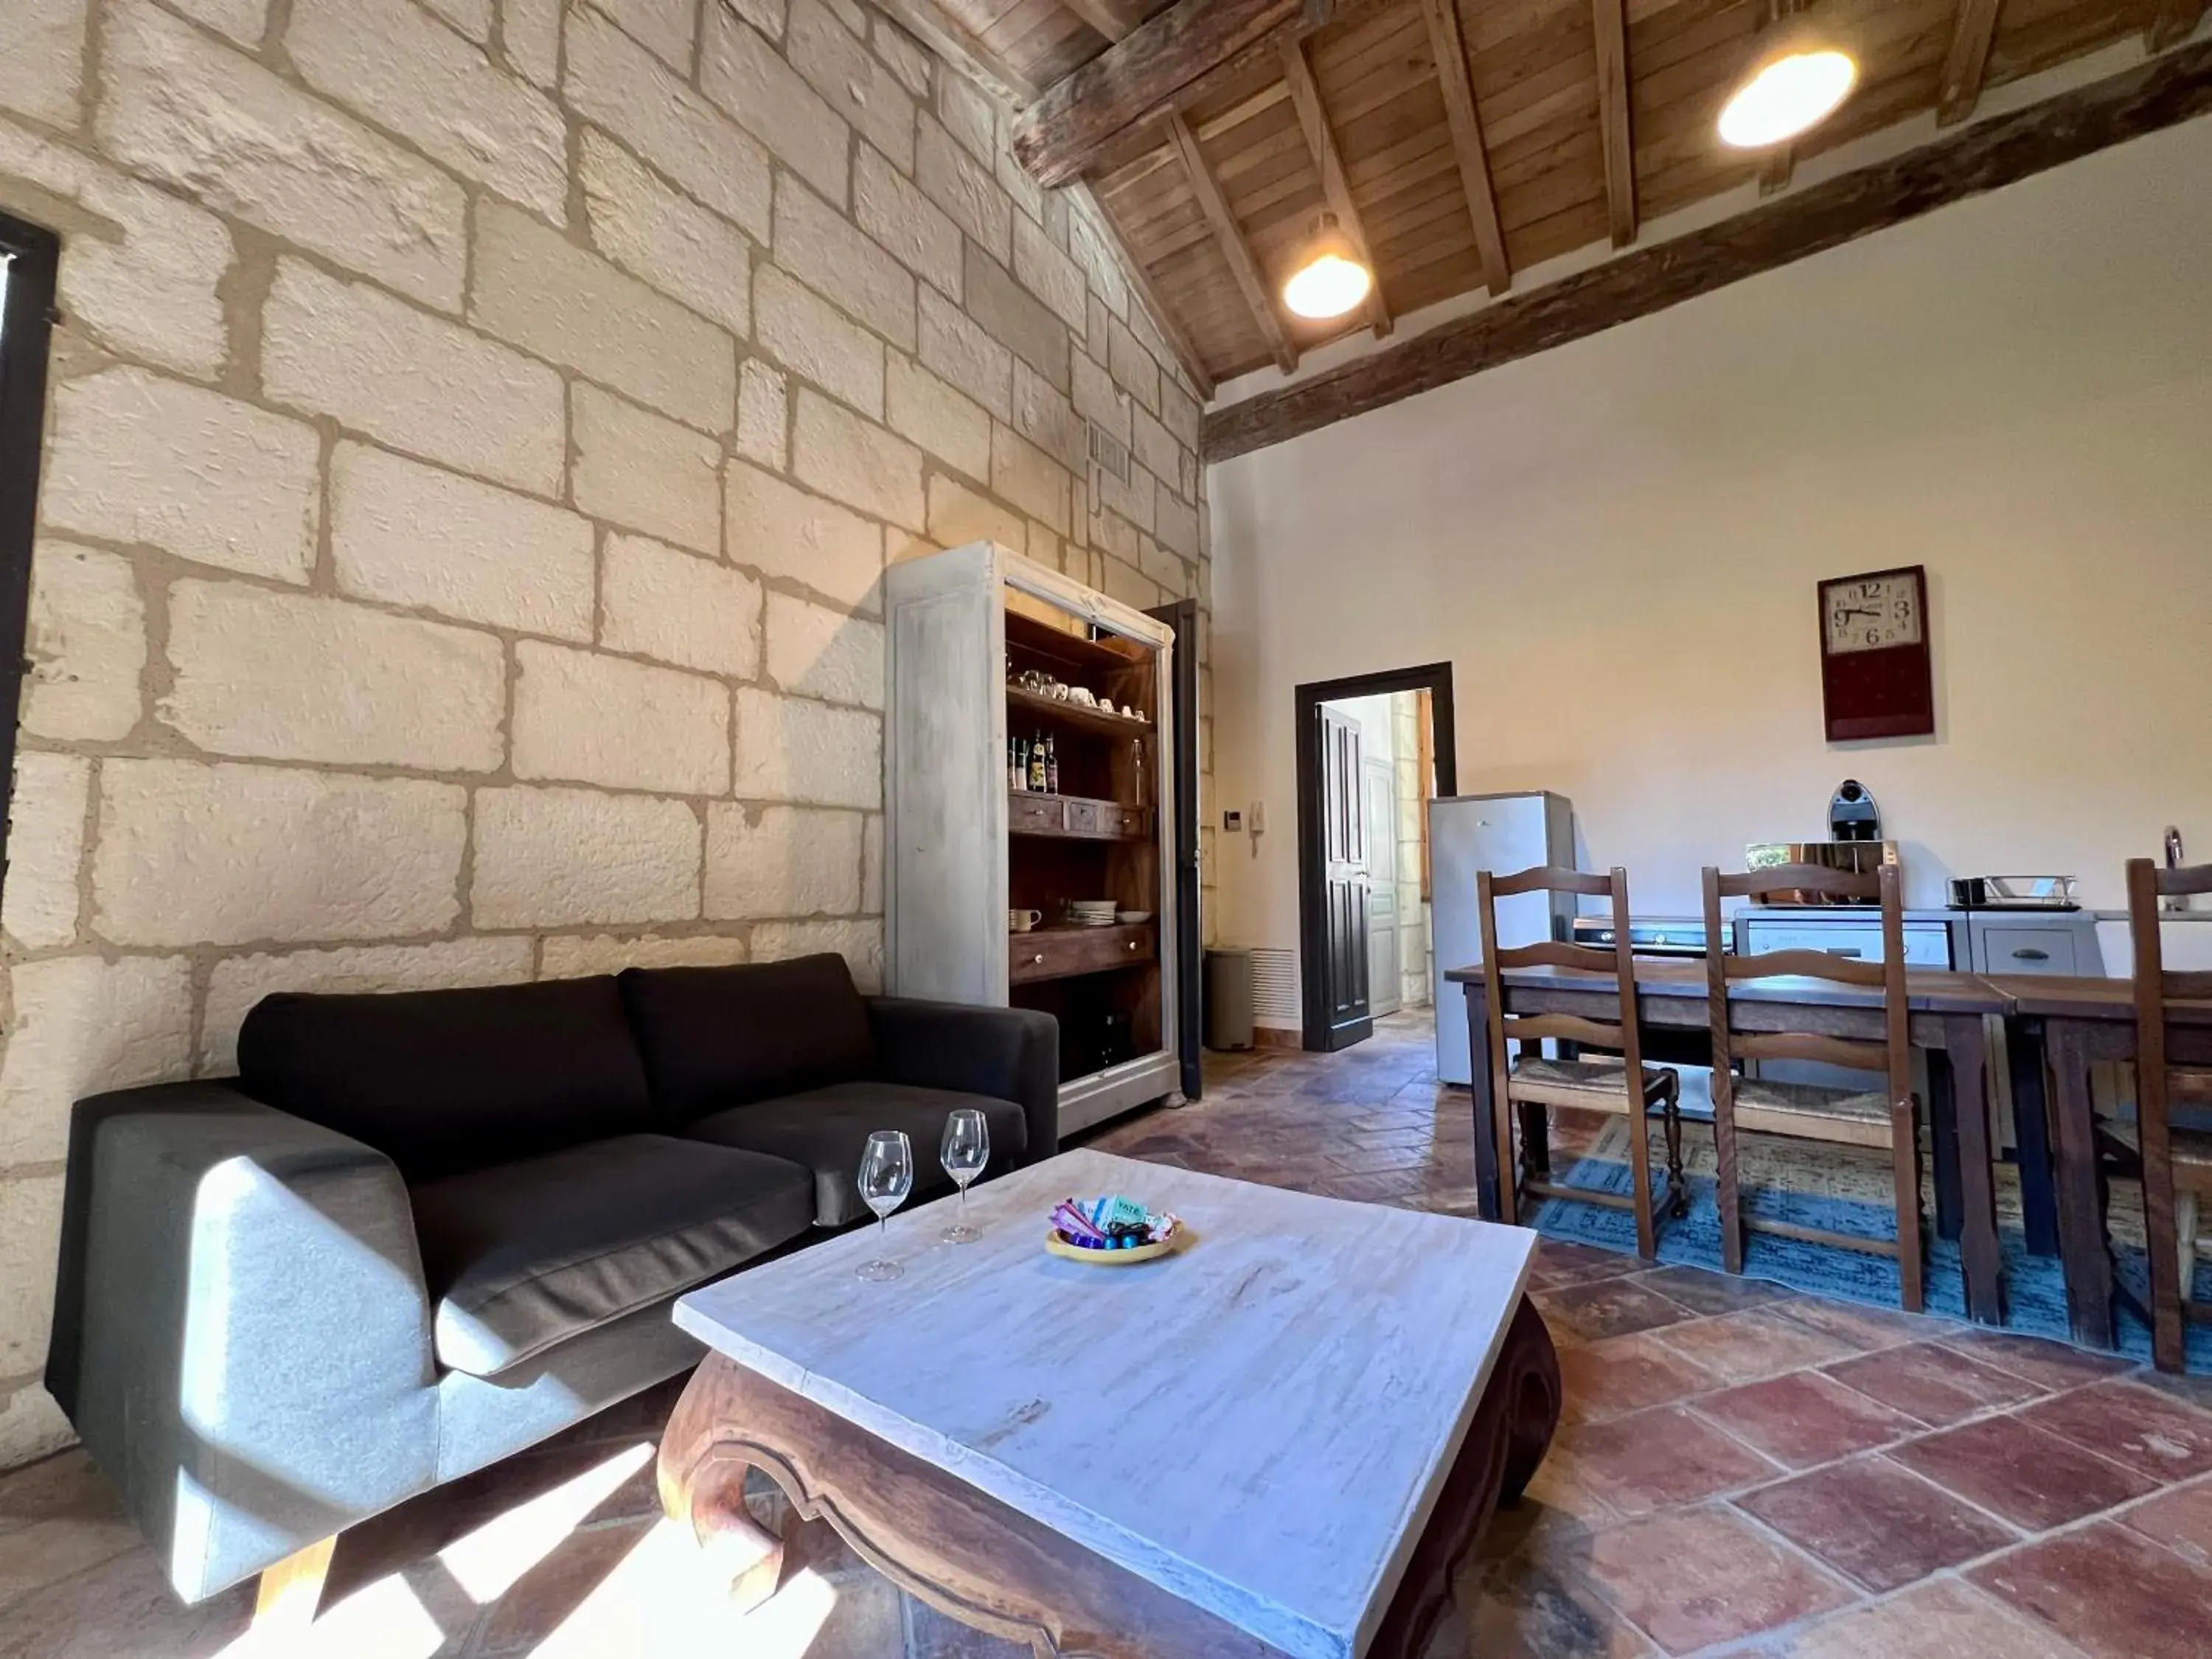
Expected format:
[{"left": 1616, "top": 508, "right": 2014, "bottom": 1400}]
[
  {"left": 673, "top": 1147, "right": 1536, "bottom": 1659},
  {"left": 1983, "top": 973, "right": 2212, "bottom": 1023},
  {"left": 1443, "top": 958, "right": 2008, "bottom": 1015}
]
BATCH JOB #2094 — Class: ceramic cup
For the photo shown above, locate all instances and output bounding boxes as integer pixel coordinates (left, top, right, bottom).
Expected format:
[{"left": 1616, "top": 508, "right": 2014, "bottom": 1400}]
[{"left": 1008, "top": 908, "right": 1043, "bottom": 933}]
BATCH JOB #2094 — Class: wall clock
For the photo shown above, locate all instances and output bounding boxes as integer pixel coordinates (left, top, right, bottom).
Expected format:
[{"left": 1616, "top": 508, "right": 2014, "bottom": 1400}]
[{"left": 1818, "top": 565, "right": 1934, "bottom": 742}]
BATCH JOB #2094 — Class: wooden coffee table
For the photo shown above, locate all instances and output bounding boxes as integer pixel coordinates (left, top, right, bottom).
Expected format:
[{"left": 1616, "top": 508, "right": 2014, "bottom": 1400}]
[{"left": 659, "top": 1148, "right": 1558, "bottom": 1659}]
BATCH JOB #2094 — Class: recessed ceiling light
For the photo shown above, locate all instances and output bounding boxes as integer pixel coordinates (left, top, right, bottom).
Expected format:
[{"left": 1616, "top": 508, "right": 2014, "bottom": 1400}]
[
  {"left": 1718, "top": 49, "right": 1857, "bottom": 148},
  {"left": 1283, "top": 214, "right": 1372, "bottom": 321}
]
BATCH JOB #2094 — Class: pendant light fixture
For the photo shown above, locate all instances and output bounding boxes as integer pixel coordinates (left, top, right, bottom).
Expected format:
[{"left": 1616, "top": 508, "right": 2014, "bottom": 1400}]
[
  {"left": 1282, "top": 212, "right": 1372, "bottom": 321},
  {"left": 1718, "top": 42, "right": 1857, "bottom": 149}
]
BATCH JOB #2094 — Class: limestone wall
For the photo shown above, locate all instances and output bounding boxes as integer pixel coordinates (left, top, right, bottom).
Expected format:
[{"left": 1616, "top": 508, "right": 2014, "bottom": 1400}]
[{"left": 0, "top": 0, "right": 1211, "bottom": 1464}]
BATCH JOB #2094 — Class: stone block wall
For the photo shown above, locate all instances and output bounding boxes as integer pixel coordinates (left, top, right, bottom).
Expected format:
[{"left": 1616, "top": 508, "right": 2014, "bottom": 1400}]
[{"left": 0, "top": 0, "right": 1212, "bottom": 1465}]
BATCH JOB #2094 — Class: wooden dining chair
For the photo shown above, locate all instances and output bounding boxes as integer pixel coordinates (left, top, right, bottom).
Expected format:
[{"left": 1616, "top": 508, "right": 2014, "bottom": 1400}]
[
  {"left": 1477, "top": 865, "right": 1683, "bottom": 1259},
  {"left": 2124, "top": 856, "right": 2212, "bottom": 1372},
  {"left": 1701, "top": 862, "right": 1926, "bottom": 1311}
]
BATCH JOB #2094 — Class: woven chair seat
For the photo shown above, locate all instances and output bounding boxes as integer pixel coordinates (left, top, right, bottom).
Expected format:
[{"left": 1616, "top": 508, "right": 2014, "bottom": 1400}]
[
  {"left": 1508, "top": 1055, "right": 1676, "bottom": 1114},
  {"left": 1732, "top": 1077, "right": 1897, "bottom": 1150}
]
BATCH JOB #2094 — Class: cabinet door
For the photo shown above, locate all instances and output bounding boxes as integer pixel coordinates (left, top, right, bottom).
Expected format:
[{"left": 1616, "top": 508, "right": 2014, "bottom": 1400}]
[{"left": 1741, "top": 919, "right": 1951, "bottom": 968}]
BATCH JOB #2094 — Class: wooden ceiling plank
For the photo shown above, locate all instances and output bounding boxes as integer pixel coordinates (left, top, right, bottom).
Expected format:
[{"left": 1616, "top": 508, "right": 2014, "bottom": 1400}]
[
  {"left": 1164, "top": 109, "right": 1301, "bottom": 372},
  {"left": 1419, "top": 0, "right": 1513, "bottom": 293},
  {"left": 1277, "top": 32, "right": 1394, "bottom": 335},
  {"left": 1593, "top": 0, "right": 1638, "bottom": 246},
  {"left": 1068, "top": 179, "right": 1219, "bottom": 397},
  {"left": 1203, "top": 36, "right": 2212, "bottom": 461},
  {"left": 2149, "top": 0, "right": 2208, "bottom": 51},
  {"left": 1937, "top": 0, "right": 2007, "bottom": 124},
  {"left": 1013, "top": 0, "right": 1312, "bottom": 186},
  {"left": 1065, "top": 0, "right": 1140, "bottom": 45}
]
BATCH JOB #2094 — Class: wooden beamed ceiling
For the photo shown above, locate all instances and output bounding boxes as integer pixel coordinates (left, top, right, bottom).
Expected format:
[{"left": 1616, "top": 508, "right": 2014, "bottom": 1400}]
[{"left": 974, "top": 0, "right": 2209, "bottom": 439}]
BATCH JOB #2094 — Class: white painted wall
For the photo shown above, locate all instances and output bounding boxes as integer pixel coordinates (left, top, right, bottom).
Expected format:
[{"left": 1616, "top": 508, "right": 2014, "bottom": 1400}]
[{"left": 1209, "top": 116, "right": 2212, "bottom": 960}]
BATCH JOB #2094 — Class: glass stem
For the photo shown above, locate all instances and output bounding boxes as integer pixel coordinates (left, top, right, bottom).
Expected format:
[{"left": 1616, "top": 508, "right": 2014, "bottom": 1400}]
[{"left": 879, "top": 1213, "right": 888, "bottom": 1254}]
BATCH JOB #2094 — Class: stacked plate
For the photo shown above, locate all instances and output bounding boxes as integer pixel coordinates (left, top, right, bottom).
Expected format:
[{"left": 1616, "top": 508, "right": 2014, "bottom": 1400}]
[{"left": 1068, "top": 900, "right": 1119, "bottom": 928}]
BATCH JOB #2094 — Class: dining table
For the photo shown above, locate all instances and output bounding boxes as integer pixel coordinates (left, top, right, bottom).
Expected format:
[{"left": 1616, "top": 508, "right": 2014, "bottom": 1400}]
[
  {"left": 1986, "top": 974, "right": 2212, "bottom": 1352},
  {"left": 1445, "top": 959, "right": 2014, "bottom": 1324}
]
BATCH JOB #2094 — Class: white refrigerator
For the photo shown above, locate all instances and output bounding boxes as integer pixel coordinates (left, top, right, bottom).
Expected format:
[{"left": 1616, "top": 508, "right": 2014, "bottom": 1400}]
[{"left": 1430, "top": 791, "right": 1578, "bottom": 1085}]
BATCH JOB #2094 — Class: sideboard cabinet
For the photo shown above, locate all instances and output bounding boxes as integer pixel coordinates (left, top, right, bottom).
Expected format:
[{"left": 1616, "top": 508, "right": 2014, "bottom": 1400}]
[{"left": 884, "top": 543, "right": 1180, "bottom": 1136}]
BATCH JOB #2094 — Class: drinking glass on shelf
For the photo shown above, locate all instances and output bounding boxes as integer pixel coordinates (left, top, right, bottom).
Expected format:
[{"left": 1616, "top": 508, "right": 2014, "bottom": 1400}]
[
  {"left": 855, "top": 1130, "right": 914, "bottom": 1281},
  {"left": 939, "top": 1109, "right": 990, "bottom": 1243}
]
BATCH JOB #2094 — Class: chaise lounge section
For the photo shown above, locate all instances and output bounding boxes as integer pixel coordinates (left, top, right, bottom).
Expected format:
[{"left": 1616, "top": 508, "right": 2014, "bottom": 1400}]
[{"left": 41, "top": 954, "right": 1056, "bottom": 1606}]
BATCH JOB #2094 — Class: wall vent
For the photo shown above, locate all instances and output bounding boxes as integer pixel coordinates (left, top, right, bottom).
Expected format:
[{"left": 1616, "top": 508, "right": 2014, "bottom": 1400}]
[
  {"left": 1088, "top": 422, "right": 1132, "bottom": 484},
  {"left": 1249, "top": 947, "right": 1301, "bottom": 1025}
]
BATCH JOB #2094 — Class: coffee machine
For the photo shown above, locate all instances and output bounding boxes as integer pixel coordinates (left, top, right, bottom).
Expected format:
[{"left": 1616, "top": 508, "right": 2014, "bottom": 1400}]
[{"left": 1829, "top": 779, "right": 1880, "bottom": 841}]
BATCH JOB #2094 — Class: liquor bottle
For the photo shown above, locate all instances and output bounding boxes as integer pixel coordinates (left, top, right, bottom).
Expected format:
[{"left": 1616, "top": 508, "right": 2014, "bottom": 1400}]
[
  {"left": 1044, "top": 736, "right": 1060, "bottom": 793},
  {"left": 1029, "top": 732, "right": 1048, "bottom": 791},
  {"left": 1009, "top": 737, "right": 1021, "bottom": 792},
  {"left": 1014, "top": 737, "right": 1029, "bottom": 790}
]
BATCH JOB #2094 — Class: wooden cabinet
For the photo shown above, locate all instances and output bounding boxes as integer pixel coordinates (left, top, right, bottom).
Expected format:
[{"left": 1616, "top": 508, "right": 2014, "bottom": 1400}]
[{"left": 885, "top": 543, "right": 1180, "bottom": 1136}]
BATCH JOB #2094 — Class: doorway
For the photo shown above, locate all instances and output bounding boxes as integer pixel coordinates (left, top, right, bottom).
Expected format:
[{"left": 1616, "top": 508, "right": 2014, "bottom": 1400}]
[
  {"left": 0, "top": 211, "right": 61, "bottom": 913},
  {"left": 1295, "top": 664, "right": 1456, "bottom": 1052}
]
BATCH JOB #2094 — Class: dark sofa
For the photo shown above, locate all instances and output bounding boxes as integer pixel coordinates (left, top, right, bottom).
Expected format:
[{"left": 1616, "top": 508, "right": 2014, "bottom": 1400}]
[{"left": 43, "top": 954, "right": 1056, "bottom": 1604}]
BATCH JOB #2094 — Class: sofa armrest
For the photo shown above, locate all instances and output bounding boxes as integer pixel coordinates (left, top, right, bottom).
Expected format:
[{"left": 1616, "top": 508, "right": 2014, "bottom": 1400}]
[
  {"left": 46, "top": 1081, "right": 439, "bottom": 1603},
  {"left": 864, "top": 998, "right": 1060, "bottom": 1164}
]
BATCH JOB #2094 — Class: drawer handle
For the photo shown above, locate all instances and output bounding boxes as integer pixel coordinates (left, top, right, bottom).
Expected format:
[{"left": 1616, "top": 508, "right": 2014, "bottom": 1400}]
[
  {"left": 1127, "top": 940, "right": 1138, "bottom": 951},
  {"left": 1825, "top": 947, "right": 1864, "bottom": 959},
  {"left": 1030, "top": 953, "right": 1045, "bottom": 965},
  {"left": 2011, "top": 947, "right": 2050, "bottom": 961}
]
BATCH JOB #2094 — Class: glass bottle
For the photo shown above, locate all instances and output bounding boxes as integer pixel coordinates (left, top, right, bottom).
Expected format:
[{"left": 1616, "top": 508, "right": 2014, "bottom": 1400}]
[
  {"left": 1044, "top": 736, "right": 1060, "bottom": 794},
  {"left": 1029, "top": 733, "right": 1048, "bottom": 791}
]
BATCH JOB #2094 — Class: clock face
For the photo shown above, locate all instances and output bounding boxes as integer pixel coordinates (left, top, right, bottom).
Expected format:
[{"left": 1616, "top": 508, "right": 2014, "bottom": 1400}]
[{"left": 1823, "top": 571, "right": 1922, "bottom": 655}]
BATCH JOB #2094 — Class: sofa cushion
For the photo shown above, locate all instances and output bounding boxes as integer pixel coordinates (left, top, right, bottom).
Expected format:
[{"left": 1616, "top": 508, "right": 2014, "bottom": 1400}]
[
  {"left": 409, "top": 1134, "right": 814, "bottom": 1377},
  {"left": 681, "top": 1081, "right": 1026, "bottom": 1226},
  {"left": 237, "top": 976, "right": 655, "bottom": 1183},
  {"left": 619, "top": 956, "right": 879, "bottom": 1124}
]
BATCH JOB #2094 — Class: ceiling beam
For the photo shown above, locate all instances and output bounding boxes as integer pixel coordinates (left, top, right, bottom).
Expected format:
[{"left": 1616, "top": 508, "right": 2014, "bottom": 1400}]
[
  {"left": 1012, "top": 0, "right": 1315, "bottom": 187},
  {"left": 1066, "top": 181, "right": 1217, "bottom": 399},
  {"left": 1418, "top": 0, "right": 1510, "bottom": 295},
  {"left": 1937, "top": 0, "right": 2006, "bottom": 126},
  {"left": 2149, "top": 1, "right": 2207, "bottom": 51},
  {"left": 1065, "top": 0, "right": 1141, "bottom": 44},
  {"left": 1202, "top": 37, "right": 2212, "bottom": 461},
  {"left": 1592, "top": 0, "right": 1638, "bottom": 246},
  {"left": 1277, "top": 32, "right": 1391, "bottom": 336},
  {"left": 1164, "top": 111, "right": 1299, "bottom": 375}
]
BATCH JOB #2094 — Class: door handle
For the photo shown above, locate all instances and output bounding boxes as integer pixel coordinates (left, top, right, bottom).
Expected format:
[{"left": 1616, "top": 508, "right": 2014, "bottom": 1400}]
[
  {"left": 1825, "top": 947, "right": 1864, "bottom": 959},
  {"left": 2011, "top": 947, "right": 2050, "bottom": 961}
]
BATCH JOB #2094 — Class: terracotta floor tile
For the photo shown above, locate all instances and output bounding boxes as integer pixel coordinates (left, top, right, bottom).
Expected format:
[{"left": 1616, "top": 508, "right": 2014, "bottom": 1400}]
[
  {"left": 0, "top": 1547, "right": 252, "bottom": 1659},
  {"left": 1823, "top": 1340, "right": 2047, "bottom": 1427},
  {"left": 1535, "top": 1279, "right": 1698, "bottom": 1344},
  {"left": 1563, "top": 1405, "right": 1778, "bottom": 1514},
  {"left": 1528, "top": 1239, "right": 1649, "bottom": 1291},
  {"left": 1781, "top": 1576, "right": 2099, "bottom": 1659},
  {"left": 1585, "top": 1506, "right": 1852, "bottom": 1654},
  {"left": 1935, "top": 1328, "right": 2137, "bottom": 1391},
  {"left": 1970, "top": 1521, "right": 2212, "bottom": 1659},
  {"left": 1557, "top": 1330, "right": 1723, "bottom": 1422},
  {"left": 1771, "top": 1295, "right": 1947, "bottom": 1352},
  {"left": 0, "top": 1453, "right": 127, "bottom": 1536},
  {"left": 1464, "top": 1553, "right": 1659, "bottom": 1658},
  {"left": 472, "top": 1517, "right": 658, "bottom": 1654},
  {"left": 1514, "top": 1453, "right": 1627, "bottom": 1529},
  {"left": 1890, "top": 1414, "right": 2154, "bottom": 1531},
  {"left": 1735, "top": 1455, "right": 2015, "bottom": 1593},
  {"left": 2122, "top": 1477, "right": 2212, "bottom": 1568},
  {"left": 1645, "top": 1306, "right": 1856, "bottom": 1383},
  {"left": 0, "top": 1513, "right": 145, "bottom": 1612},
  {"left": 2018, "top": 1380, "right": 2212, "bottom": 1481},
  {"left": 1631, "top": 1265, "right": 1793, "bottom": 1317},
  {"left": 1692, "top": 1370, "right": 1919, "bottom": 1469}
]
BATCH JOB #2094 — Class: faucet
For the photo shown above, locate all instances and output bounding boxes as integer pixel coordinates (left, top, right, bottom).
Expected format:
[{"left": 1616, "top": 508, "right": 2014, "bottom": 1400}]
[{"left": 2168, "top": 826, "right": 2189, "bottom": 913}]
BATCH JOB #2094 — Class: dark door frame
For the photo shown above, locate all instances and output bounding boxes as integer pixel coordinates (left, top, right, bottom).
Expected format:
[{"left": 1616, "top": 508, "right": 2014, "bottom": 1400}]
[
  {"left": 0, "top": 210, "right": 61, "bottom": 911},
  {"left": 1144, "top": 598, "right": 1203, "bottom": 1101},
  {"left": 1295, "top": 663, "right": 1458, "bottom": 1052}
]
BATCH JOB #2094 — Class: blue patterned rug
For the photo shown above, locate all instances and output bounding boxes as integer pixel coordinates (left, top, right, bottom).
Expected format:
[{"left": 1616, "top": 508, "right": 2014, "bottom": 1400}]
[{"left": 1531, "top": 1144, "right": 2212, "bottom": 1373}]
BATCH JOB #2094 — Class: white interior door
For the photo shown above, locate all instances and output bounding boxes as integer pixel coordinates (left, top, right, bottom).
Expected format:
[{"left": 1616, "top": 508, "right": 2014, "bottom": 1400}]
[{"left": 1364, "top": 758, "right": 1401, "bottom": 1017}]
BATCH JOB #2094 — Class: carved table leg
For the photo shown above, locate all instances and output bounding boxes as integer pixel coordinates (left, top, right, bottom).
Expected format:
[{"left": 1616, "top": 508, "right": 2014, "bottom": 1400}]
[{"left": 659, "top": 1380, "right": 787, "bottom": 1610}]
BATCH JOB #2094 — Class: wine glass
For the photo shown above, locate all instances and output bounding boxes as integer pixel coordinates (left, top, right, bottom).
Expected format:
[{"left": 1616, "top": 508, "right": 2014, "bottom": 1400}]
[
  {"left": 855, "top": 1130, "right": 914, "bottom": 1281},
  {"left": 939, "top": 1109, "right": 990, "bottom": 1243}
]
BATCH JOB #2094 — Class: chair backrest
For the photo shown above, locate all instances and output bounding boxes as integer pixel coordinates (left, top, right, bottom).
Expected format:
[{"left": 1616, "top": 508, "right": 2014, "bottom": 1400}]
[
  {"left": 1475, "top": 865, "right": 1645, "bottom": 1092},
  {"left": 2126, "top": 856, "right": 2212, "bottom": 1122},
  {"left": 1700, "top": 861, "right": 1910, "bottom": 1111}
]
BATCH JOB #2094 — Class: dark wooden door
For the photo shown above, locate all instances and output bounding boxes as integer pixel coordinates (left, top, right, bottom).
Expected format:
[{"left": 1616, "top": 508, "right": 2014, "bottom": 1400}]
[
  {"left": 1144, "top": 599, "right": 1203, "bottom": 1100},
  {"left": 1320, "top": 707, "right": 1374, "bottom": 1049}
]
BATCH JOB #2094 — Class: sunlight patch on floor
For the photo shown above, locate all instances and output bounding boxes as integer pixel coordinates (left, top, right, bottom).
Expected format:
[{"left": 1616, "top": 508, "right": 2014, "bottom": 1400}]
[
  {"left": 439, "top": 1441, "right": 656, "bottom": 1604},
  {"left": 529, "top": 1523, "right": 837, "bottom": 1659}
]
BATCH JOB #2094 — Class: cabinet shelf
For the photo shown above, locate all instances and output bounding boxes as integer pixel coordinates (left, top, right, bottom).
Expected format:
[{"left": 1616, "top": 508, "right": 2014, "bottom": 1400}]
[
  {"left": 1006, "top": 684, "right": 1155, "bottom": 740},
  {"left": 1008, "top": 791, "right": 1150, "bottom": 842}
]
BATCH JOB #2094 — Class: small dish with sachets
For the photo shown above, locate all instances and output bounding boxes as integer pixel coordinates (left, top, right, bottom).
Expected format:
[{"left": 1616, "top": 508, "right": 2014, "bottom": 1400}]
[{"left": 1044, "top": 1194, "right": 1188, "bottom": 1265}]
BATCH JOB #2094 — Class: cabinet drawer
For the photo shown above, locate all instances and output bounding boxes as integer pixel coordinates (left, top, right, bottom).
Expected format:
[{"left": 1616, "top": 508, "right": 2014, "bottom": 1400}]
[
  {"left": 1977, "top": 925, "right": 2079, "bottom": 975},
  {"left": 1740, "top": 919, "right": 1952, "bottom": 967},
  {"left": 1098, "top": 803, "right": 1149, "bottom": 838},
  {"left": 1010, "top": 924, "right": 1155, "bottom": 984},
  {"left": 1008, "top": 793, "right": 1062, "bottom": 834},
  {"left": 1064, "top": 799, "right": 1102, "bottom": 836}
]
